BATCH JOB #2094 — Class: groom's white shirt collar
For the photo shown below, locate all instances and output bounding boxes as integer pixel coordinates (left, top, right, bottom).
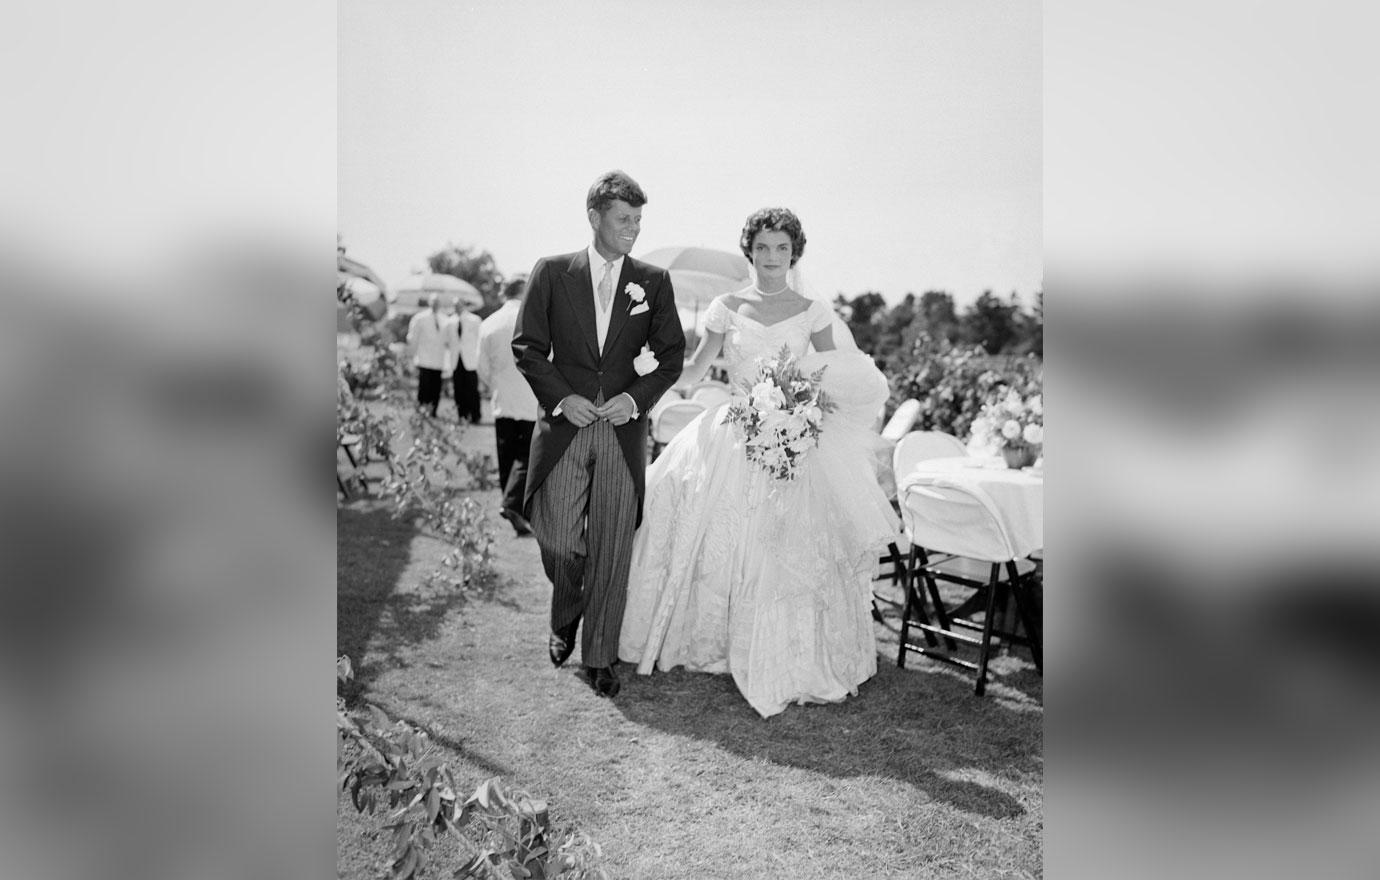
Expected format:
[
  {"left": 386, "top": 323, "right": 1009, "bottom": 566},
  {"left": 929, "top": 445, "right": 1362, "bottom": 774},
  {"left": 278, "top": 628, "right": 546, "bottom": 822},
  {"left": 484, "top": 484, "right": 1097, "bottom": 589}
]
[{"left": 586, "top": 245, "right": 624, "bottom": 350}]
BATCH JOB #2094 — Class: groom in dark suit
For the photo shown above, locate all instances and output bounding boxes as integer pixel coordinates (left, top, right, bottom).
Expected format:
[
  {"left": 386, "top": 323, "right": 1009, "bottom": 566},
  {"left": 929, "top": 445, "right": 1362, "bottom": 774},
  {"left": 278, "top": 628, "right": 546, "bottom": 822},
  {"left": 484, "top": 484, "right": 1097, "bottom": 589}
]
[{"left": 512, "top": 170, "right": 685, "bottom": 697}]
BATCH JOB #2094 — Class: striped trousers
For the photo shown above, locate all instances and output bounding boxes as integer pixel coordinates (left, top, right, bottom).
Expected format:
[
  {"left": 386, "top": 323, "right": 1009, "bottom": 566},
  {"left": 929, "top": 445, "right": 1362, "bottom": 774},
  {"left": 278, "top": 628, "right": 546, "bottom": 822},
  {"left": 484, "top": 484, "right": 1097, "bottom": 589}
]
[{"left": 530, "top": 415, "right": 637, "bottom": 668}]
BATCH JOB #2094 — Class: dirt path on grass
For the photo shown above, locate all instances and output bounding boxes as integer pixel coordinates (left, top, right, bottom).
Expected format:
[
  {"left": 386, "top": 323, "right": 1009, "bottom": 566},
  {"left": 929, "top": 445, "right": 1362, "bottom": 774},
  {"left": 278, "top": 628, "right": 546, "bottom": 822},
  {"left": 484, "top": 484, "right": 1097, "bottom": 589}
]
[{"left": 338, "top": 420, "right": 1043, "bottom": 880}]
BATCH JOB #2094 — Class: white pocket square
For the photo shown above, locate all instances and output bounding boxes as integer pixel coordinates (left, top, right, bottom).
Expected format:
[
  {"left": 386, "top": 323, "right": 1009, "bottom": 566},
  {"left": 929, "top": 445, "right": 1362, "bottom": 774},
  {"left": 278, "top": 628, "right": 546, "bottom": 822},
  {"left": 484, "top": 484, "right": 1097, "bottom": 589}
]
[{"left": 629, "top": 303, "right": 649, "bottom": 316}]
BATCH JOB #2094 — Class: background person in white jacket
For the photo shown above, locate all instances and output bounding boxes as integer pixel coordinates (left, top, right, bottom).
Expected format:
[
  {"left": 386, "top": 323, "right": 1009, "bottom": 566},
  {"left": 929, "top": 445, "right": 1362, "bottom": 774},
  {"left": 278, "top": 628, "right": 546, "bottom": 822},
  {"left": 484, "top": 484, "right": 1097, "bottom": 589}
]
[
  {"left": 477, "top": 276, "right": 539, "bottom": 535},
  {"left": 405, "top": 294, "right": 451, "bottom": 417}
]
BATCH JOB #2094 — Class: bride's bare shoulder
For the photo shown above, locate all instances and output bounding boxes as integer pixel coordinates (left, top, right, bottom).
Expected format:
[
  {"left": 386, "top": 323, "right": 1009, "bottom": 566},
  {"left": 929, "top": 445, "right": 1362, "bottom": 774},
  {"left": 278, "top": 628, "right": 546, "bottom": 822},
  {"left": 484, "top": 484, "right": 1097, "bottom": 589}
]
[{"left": 718, "top": 290, "right": 752, "bottom": 313}]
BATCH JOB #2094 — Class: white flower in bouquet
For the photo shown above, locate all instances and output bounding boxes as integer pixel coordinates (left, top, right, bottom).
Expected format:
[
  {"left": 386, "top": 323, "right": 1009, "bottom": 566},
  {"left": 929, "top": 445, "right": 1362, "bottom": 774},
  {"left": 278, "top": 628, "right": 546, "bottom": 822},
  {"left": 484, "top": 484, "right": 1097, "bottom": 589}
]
[
  {"left": 1029, "top": 394, "right": 1043, "bottom": 416},
  {"left": 1023, "top": 423, "right": 1044, "bottom": 445},
  {"left": 1002, "top": 419, "right": 1022, "bottom": 440},
  {"left": 1003, "top": 390, "right": 1025, "bottom": 416},
  {"left": 751, "top": 381, "right": 785, "bottom": 412},
  {"left": 805, "top": 404, "right": 823, "bottom": 424}
]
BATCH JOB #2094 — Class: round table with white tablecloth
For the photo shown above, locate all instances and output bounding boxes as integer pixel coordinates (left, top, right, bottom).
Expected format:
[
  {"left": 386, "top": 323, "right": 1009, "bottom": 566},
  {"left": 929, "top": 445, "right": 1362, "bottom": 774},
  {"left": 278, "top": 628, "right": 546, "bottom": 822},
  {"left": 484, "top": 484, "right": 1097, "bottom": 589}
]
[{"left": 897, "top": 456, "right": 1044, "bottom": 561}]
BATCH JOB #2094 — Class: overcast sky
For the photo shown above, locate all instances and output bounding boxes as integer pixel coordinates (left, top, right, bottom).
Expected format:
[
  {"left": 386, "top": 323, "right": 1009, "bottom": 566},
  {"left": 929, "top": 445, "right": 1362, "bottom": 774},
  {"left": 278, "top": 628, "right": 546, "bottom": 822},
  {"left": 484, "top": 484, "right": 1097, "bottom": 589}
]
[{"left": 339, "top": 0, "right": 1040, "bottom": 306}]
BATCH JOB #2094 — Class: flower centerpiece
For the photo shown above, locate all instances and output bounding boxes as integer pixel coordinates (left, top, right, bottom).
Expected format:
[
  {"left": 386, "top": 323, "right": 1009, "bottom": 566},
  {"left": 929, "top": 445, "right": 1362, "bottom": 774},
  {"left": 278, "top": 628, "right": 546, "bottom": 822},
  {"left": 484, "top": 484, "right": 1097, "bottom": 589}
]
[
  {"left": 724, "top": 345, "right": 835, "bottom": 481},
  {"left": 971, "top": 389, "right": 1043, "bottom": 469}
]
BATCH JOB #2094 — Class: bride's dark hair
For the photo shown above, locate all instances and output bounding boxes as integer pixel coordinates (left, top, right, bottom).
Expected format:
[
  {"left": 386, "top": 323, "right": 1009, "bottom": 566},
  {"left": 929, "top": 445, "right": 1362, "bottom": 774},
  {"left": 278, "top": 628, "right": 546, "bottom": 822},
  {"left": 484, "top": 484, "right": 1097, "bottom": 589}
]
[{"left": 739, "top": 208, "right": 806, "bottom": 267}]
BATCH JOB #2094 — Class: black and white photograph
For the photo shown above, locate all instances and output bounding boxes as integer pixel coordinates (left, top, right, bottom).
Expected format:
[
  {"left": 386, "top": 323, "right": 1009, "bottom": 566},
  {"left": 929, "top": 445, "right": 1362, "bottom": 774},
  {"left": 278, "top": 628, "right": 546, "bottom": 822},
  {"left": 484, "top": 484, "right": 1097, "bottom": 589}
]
[
  {"left": 338, "top": 3, "right": 1042, "bottom": 877},
  {"left": 4, "top": 2, "right": 1380, "bottom": 879}
]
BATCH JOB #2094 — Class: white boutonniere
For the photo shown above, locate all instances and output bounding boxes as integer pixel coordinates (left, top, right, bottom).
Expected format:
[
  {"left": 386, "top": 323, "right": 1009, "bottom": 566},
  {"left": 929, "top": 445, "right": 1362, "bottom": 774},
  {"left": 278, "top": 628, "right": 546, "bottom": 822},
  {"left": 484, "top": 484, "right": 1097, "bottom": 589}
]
[
  {"left": 625, "top": 282, "right": 646, "bottom": 303},
  {"left": 625, "top": 282, "right": 647, "bottom": 314}
]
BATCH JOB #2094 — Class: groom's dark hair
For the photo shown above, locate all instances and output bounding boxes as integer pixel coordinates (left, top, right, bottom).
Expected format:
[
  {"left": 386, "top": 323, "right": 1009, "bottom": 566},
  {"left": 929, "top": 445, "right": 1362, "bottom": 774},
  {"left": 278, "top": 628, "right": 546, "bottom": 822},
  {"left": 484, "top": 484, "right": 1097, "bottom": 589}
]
[{"left": 586, "top": 170, "right": 647, "bottom": 214}]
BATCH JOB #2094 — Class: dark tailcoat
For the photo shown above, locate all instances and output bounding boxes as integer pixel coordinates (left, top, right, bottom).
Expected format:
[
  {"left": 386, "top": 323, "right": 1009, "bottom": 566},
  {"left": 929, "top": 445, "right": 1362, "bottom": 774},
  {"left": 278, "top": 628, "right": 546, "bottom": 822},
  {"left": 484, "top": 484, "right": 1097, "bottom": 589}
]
[{"left": 512, "top": 249, "right": 686, "bottom": 525}]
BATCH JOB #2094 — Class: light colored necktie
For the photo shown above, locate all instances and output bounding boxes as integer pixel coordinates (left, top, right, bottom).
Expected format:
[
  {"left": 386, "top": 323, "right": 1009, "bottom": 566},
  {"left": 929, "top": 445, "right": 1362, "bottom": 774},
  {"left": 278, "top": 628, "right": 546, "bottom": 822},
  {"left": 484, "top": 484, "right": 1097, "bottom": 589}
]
[{"left": 598, "top": 261, "right": 614, "bottom": 312}]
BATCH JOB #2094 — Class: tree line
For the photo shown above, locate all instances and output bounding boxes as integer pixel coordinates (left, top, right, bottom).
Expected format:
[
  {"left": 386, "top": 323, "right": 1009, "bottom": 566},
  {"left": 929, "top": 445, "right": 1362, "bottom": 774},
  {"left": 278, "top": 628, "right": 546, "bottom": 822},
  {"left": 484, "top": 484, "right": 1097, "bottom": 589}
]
[{"left": 835, "top": 289, "right": 1042, "bottom": 367}]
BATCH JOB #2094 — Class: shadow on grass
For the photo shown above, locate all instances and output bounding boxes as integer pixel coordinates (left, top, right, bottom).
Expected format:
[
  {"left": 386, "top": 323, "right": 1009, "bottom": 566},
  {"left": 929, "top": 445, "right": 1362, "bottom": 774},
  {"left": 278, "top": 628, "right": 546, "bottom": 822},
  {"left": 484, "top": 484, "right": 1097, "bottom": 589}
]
[
  {"left": 615, "top": 651, "right": 1041, "bottom": 820},
  {"left": 338, "top": 500, "right": 522, "bottom": 699}
]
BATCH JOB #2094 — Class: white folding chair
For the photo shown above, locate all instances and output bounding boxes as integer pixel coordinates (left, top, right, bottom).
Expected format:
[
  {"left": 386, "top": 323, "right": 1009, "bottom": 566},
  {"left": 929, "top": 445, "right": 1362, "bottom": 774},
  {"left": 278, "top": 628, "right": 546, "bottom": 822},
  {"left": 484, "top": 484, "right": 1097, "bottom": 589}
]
[
  {"left": 647, "top": 393, "right": 681, "bottom": 425},
  {"left": 650, "top": 400, "right": 706, "bottom": 460},
  {"left": 892, "top": 430, "right": 968, "bottom": 485},
  {"left": 689, "top": 383, "right": 732, "bottom": 408},
  {"left": 871, "top": 431, "right": 966, "bottom": 620},
  {"left": 880, "top": 399, "right": 922, "bottom": 443},
  {"left": 897, "top": 476, "right": 1042, "bottom": 695}
]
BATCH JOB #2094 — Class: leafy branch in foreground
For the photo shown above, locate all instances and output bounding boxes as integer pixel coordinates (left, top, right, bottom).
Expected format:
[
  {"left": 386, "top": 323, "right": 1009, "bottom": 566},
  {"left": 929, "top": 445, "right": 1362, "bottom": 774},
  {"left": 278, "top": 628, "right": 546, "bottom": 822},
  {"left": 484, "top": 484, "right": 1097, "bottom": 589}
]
[
  {"left": 375, "top": 410, "right": 499, "bottom": 591},
  {"left": 338, "top": 657, "right": 607, "bottom": 880},
  {"left": 337, "top": 333, "right": 501, "bottom": 590}
]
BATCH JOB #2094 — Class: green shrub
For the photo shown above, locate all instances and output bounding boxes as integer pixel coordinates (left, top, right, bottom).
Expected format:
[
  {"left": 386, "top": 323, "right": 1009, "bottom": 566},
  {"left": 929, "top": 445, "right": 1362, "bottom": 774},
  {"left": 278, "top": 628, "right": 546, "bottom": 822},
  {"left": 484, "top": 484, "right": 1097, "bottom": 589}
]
[{"left": 886, "top": 331, "right": 1042, "bottom": 441}]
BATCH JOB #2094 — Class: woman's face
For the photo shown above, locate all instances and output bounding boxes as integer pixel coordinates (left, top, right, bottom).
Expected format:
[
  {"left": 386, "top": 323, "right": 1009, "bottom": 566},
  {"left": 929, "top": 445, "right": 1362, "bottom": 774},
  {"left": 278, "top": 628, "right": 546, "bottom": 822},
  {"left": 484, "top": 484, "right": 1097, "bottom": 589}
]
[{"left": 750, "top": 229, "right": 794, "bottom": 288}]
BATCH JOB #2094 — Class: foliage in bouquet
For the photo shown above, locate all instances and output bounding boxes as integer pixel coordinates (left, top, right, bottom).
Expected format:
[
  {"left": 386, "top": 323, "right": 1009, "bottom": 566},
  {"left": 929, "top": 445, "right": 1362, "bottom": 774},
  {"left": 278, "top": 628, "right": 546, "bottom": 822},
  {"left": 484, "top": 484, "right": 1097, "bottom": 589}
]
[
  {"left": 886, "top": 331, "right": 1042, "bottom": 442},
  {"left": 724, "top": 345, "right": 836, "bottom": 481},
  {"left": 971, "top": 388, "right": 1044, "bottom": 453}
]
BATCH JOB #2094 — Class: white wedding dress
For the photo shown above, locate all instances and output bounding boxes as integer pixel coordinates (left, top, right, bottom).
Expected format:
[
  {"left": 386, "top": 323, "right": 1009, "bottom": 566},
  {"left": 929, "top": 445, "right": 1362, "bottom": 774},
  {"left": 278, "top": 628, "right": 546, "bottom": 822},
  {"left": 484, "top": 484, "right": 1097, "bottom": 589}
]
[{"left": 618, "top": 297, "right": 898, "bottom": 718}]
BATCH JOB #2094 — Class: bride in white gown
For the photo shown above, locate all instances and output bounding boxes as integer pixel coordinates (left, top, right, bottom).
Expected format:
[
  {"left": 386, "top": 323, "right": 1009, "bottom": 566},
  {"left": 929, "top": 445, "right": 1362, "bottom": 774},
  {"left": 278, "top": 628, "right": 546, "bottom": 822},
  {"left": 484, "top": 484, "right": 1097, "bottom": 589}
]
[{"left": 618, "top": 208, "right": 897, "bottom": 718}]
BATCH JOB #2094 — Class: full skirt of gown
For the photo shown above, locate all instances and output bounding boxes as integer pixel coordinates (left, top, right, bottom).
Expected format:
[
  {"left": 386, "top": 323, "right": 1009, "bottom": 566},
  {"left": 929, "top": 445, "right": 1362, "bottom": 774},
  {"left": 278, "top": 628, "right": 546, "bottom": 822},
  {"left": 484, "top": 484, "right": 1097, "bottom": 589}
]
[{"left": 618, "top": 350, "right": 898, "bottom": 718}]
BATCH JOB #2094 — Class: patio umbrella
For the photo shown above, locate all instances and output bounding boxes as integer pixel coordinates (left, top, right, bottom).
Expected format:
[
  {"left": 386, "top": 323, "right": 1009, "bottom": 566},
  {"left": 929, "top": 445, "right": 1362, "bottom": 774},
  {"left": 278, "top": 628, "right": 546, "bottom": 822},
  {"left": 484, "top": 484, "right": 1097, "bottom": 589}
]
[
  {"left": 639, "top": 246, "right": 751, "bottom": 331},
  {"left": 338, "top": 273, "right": 388, "bottom": 321},
  {"left": 393, "top": 272, "right": 484, "bottom": 310}
]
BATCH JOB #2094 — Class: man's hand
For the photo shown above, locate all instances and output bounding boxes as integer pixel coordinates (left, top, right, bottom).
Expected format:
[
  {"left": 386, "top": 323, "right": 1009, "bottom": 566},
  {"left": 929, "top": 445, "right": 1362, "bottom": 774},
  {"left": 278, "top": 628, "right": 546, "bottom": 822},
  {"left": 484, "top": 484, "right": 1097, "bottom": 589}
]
[
  {"left": 594, "top": 393, "right": 637, "bottom": 426},
  {"left": 557, "top": 394, "right": 600, "bottom": 427}
]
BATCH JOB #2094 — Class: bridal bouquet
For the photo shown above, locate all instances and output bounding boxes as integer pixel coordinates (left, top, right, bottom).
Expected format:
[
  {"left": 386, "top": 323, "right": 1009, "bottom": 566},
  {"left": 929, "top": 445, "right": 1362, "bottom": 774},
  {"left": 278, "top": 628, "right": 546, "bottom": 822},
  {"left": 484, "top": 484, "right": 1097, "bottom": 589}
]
[{"left": 724, "top": 345, "right": 835, "bottom": 481}]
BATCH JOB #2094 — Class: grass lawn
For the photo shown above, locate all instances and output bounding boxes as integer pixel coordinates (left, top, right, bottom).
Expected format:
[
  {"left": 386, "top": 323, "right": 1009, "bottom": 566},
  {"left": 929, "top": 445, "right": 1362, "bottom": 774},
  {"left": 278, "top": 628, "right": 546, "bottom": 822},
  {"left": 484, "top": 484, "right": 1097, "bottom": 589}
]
[{"left": 338, "top": 415, "right": 1042, "bottom": 880}]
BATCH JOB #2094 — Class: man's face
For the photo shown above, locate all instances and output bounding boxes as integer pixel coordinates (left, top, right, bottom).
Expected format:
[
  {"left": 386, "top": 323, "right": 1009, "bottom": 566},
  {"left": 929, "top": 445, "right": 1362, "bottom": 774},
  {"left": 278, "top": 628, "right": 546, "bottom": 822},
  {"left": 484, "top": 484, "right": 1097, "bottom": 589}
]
[{"left": 589, "top": 199, "right": 641, "bottom": 260}]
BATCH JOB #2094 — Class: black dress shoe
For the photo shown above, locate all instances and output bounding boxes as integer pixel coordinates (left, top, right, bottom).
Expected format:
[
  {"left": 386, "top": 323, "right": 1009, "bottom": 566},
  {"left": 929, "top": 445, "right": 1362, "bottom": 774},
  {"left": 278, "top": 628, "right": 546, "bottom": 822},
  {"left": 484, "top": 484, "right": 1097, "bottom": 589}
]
[
  {"left": 548, "top": 621, "right": 578, "bottom": 667},
  {"left": 584, "top": 664, "right": 620, "bottom": 698}
]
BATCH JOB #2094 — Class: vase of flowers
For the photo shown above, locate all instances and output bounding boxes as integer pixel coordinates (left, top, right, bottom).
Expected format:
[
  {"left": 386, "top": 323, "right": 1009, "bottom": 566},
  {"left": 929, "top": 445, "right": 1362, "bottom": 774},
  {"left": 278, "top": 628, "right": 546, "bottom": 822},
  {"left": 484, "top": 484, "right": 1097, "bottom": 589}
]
[
  {"left": 1001, "top": 444, "right": 1037, "bottom": 469},
  {"left": 972, "top": 389, "right": 1042, "bottom": 469}
]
